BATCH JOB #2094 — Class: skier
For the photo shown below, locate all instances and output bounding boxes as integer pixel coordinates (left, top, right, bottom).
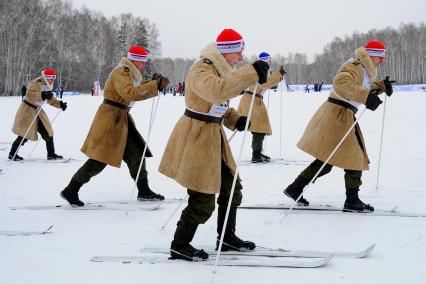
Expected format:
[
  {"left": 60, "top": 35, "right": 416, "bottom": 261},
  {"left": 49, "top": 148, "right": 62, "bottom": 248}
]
[
  {"left": 60, "top": 45, "right": 169, "bottom": 207},
  {"left": 9, "top": 69, "right": 67, "bottom": 161},
  {"left": 283, "top": 40, "right": 395, "bottom": 212},
  {"left": 237, "top": 52, "right": 286, "bottom": 163},
  {"left": 159, "top": 28, "right": 269, "bottom": 261}
]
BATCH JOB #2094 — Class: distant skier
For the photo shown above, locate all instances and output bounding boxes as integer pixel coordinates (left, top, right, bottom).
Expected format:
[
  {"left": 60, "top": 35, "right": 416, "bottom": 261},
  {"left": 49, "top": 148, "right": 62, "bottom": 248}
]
[
  {"left": 60, "top": 45, "right": 169, "bottom": 207},
  {"left": 159, "top": 28, "right": 269, "bottom": 261},
  {"left": 21, "top": 84, "right": 27, "bottom": 101},
  {"left": 283, "top": 40, "right": 395, "bottom": 212},
  {"left": 237, "top": 52, "right": 286, "bottom": 163},
  {"left": 9, "top": 69, "right": 67, "bottom": 161}
]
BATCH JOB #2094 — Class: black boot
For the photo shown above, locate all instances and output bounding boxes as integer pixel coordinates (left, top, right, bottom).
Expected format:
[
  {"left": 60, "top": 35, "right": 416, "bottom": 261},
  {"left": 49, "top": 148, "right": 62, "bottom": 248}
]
[
  {"left": 283, "top": 175, "right": 310, "bottom": 206},
  {"left": 46, "top": 141, "right": 63, "bottom": 160},
  {"left": 216, "top": 207, "right": 255, "bottom": 251},
  {"left": 60, "top": 179, "right": 84, "bottom": 207},
  {"left": 252, "top": 149, "right": 267, "bottom": 163},
  {"left": 343, "top": 188, "right": 374, "bottom": 212},
  {"left": 8, "top": 137, "right": 25, "bottom": 161},
  {"left": 137, "top": 177, "right": 165, "bottom": 201},
  {"left": 260, "top": 152, "right": 271, "bottom": 162},
  {"left": 170, "top": 221, "right": 208, "bottom": 261}
]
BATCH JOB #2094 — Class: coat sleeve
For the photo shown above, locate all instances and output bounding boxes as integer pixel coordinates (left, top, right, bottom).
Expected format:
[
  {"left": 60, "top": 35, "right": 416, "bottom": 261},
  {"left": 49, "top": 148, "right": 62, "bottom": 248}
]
[
  {"left": 256, "top": 71, "right": 282, "bottom": 94},
  {"left": 371, "top": 80, "right": 386, "bottom": 92},
  {"left": 223, "top": 107, "right": 241, "bottom": 131},
  {"left": 333, "top": 64, "right": 369, "bottom": 104},
  {"left": 113, "top": 70, "right": 158, "bottom": 102},
  {"left": 47, "top": 96, "right": 61, "bottom": 108},
  {"left": 188, "top": 63, "right": 258, "bottom": 105}
]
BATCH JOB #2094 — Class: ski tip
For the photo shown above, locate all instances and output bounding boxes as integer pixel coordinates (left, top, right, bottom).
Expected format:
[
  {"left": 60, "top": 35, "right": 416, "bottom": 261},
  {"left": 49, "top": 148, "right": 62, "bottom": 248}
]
[{"left": 360, "top": 244, "right": 376, "bottom": 258}]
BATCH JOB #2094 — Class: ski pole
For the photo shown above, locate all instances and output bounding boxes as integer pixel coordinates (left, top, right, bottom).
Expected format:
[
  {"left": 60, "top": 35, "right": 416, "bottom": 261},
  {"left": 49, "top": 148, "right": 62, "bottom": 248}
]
[
  {"left": 129, "top": 94, "right": 161, "bottom": 203},
  {"left": 159, "top": 195, "right": 188, "bottom": 230},
  {"left": 11, "top": 102, "right": 46, "bottom": 161},
  {"left": 213, "top": 83, "right": 258, "bottom": 274},
  {"left": 279, "top": 78, "right": 287, "bottom": 159},
  {"left": 264, "top": 90, "right": 270, "bottom": 151},
  {"left": 228, "top": 90, "right": 265, "bottom": 144},
  {"left": 28, "top": 108, "right": 62, "bottom": 157},
  {"left": 375, "top": 95, "right": 387, "bottom": 190},
  {"left": 227, "top": 129, "right": 238, "bottom": 143},
  {"left": 280, "top": 107, "right": 367, "bottom": 223}
]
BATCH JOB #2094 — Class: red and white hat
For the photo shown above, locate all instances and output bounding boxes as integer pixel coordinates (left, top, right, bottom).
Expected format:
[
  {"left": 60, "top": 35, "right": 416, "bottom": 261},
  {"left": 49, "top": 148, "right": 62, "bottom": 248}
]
[
  {"left": 43, "top": 68, "right": 57, "bottom": 80},
  {"left": 216, "top": 29, "right": 245, "bottom": 54},
  {"left": 365, "top": 40, "right": 386, "bottom": 58},
  {"left": 127, "top": 46, "right": 148, "bottom": 62}
]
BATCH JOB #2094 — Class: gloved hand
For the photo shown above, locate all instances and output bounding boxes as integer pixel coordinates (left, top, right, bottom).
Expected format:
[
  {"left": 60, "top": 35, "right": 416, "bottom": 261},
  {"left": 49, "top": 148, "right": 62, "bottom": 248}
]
[
  {"left": 235, "top": 116, "right": 251, "bottom": 131},
  {"left": 252, "top": 60, "right": 269, "bottom": 84},
  {"left": 152, "top": 73, "right": 170, "bottom": 92},
  {"left": 279, "top": 66, "right": 286, "bottom": 76},
  {"left": 157, "top": 76, "right": 170, "bottom": 92},
  {"left": 365, "top": 89, "right": 382, "bottom": 111},
  {"left": 152, "top": 73, "right": 162, "bottom": 80},
  {"left": 59, "top": 101, "right": 67, "bottom": 111},
  {"left": 384, "top": 76, "right": 396, "bottom": 97},
  {"left": 41, "top": 91, "right": 54, "bottom": 101}
]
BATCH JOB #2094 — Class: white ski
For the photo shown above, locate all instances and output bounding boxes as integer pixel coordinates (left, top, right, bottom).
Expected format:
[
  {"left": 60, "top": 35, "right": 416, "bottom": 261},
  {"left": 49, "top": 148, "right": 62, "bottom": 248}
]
[
  {"left": 239, "top": 204, "right": 426, "bottom": 218},
  {"left": 141, "top": 243, "right": 374, "bottom": 259},
  {"left": 91, "top": 253, "right": 332, "bottom": 268},
  {"left": 9, "top": 202, "right": 162, "bottom": 211},
  {"left": 0, "top": 225, "right": 54, "bottom": 236}
]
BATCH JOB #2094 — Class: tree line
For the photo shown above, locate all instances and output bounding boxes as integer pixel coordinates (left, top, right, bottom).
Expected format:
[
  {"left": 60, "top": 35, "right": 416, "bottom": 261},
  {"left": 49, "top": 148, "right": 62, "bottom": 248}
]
[
  {"left": 1, "top": 0, "right": 424, "bottom": 96},
  {"left": 0, "top": 0, "right": 160, "bottom": 96}
]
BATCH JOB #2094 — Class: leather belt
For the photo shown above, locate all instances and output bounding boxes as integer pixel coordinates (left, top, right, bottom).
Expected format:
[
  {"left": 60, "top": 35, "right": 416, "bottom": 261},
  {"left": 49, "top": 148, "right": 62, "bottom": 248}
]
[
  {"left": 103, "top": 99, "right": 131, "bottom": 111},
  {"left": 244, "top": 91, "right": 263, "bottom": 99},
  {"left": 184, "top": 108, "right": 223, "bottom": 124},
  {"left": 23, "top": 100, "right": 38, "bottom": 109},
  {"left": 327, "top": 97, "right": 358, "bottom": 114}
]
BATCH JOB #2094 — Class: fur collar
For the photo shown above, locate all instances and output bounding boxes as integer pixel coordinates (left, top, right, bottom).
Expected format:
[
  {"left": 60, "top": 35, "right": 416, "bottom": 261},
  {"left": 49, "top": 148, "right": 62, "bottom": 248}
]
[
  {"left": 119, "top": 57, "right": 142, "bottom": 81},
  {"left": 200, "top": 43, "right": 235, "bottom": 77},
  {"left": 40, "top": 73, "right": 54, "bottom": 91},
  {"left": 354, "top": 47, "right": 377, "bottom": 80}
]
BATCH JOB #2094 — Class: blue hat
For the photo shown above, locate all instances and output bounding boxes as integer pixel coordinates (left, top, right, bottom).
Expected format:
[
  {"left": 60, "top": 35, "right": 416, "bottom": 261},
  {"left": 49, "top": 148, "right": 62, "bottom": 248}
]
[{"left": 258, "top": 52, "right": 272, "bottom": 62}]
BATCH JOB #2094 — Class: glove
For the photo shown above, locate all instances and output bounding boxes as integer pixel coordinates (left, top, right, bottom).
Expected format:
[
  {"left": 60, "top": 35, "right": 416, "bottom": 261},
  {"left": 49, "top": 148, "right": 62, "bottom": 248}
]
[
  {"left": 235, "top": 116, "right": 251, "bottom": 131},
  {"left": 365, "top": 89, "right": 382, "bottom": 111},
  {"left": 279, "top": 66, "right": 286, "bottom": 76},
  {"left": 152, "top": 73, "right": 162, "bottom": 80},
  {"left": 252, "top": 60, "right": 269, "bottom": 84},
  {"left": 384, "top": 76, "right": 396, "bottom": 97},
  {"left": 157, "top": 76, "right": 170, "bottom": 92},
  {"left": 59, "top": 101, "right": 67, "bottom": 111},
  {"left": 41, "top": 91, "right": 53, "bottom": 101},
  {"left": 152, "top": 73, "right": 170, "bottom": 92}
]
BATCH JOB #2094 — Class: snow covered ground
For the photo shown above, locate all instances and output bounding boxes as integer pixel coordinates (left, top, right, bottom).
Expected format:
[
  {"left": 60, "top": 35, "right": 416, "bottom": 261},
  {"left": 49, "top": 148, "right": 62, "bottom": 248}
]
[{"left": 1, "top": 88, "right": 425, "bottom": 283}]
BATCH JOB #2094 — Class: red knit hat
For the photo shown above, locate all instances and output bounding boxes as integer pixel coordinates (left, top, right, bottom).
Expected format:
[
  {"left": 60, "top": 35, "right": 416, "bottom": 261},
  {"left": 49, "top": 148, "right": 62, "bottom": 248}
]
[
  {"left": 365, "top": 40, "right": 386, "bottom": 57},
  {"left": 216, "top": 29, "right": 245, "bottom": 54},
  {"left": 127, "top": 46, "right": 148, "bottom": 62},
  {"left": 43, "top": 68, "right": 57, "bottom": 80}
]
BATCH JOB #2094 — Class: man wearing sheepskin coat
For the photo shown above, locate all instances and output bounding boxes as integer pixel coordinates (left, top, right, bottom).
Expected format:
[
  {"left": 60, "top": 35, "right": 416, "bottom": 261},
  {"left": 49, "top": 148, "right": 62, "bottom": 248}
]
[
  {"left": 9, "top": 68, "right": 67, "bottom": 161},
  {"left": 159, "top": 29, "right": 270, "bottom": 261},
  {"left": 284, "top": 40, "right": 395, "bottom": 212},
  {"left": 237, "top": 51, "right": 286, "bottom": 163},
  {"left": 60, "top": 45, "right": 169, "bottom": 207}
]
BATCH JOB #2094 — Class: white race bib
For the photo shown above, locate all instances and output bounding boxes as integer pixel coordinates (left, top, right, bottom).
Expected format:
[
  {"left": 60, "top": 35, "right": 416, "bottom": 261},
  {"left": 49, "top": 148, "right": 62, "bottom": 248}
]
[{"left": 208, "top": 101, "right": 229, "bottom": 118}]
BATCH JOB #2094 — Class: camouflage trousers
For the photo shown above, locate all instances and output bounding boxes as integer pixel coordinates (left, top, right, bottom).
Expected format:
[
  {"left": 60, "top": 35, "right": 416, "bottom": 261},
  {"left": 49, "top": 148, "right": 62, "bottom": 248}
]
[
  {"left": 300, "top": 159, "right": 362, "bottom": 189},
  {"left": 180, "top": 161, "right": 243, "bottom": 224}
]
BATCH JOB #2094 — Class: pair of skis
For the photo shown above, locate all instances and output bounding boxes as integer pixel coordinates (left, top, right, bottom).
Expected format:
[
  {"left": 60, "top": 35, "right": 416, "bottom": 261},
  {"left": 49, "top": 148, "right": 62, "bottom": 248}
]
[
  {"left": 239, "top": 203, "right": 426, "bottom": 218},
  {"left": 91, "top": 243, "right": 375, "bottom": 268}
]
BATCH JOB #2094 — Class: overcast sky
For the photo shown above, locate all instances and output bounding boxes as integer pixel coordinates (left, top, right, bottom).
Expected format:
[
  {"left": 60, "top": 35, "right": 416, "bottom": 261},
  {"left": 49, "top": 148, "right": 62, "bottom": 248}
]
[{"left": 68, "top": 0, "right": 425, "bottom": 60}]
